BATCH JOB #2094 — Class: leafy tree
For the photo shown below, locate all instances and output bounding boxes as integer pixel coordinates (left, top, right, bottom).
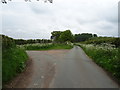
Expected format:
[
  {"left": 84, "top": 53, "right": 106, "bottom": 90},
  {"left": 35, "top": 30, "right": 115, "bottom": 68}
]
[
  {"left": 74, "top": 33, "right": 96, "bottom": 42},
  {"left": 59, "top": 30, "right": 73, "bottom": 43},
  {"left": 93, "top": 34, "right": 97, "bottom": 37},
  {"left": 51, "top": 31, "right": 63, "bottom": 43},
  {"left": 15, "top": 39, "right": 27, "bottom": 45}
]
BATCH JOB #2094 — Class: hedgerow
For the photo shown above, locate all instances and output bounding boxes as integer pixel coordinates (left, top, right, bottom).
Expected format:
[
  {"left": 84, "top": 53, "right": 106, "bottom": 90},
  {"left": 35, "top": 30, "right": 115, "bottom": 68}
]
[{"left": 2, "top": 35, "right": 28, "bottom": 84}]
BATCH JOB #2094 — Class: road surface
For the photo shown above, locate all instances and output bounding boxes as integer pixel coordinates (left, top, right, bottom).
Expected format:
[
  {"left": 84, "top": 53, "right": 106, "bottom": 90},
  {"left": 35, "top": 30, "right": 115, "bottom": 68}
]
[{"left": 6, "top": 46, "right": 119, "bottom": 88}]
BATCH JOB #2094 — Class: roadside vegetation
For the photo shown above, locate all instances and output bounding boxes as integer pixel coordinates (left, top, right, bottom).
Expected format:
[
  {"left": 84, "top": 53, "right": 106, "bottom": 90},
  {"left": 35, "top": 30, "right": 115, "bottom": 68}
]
[
  {"left": 81, "top": 37, "right": 120, "bottom": 48},
  {"left": 76, "top": 37, "right": 120, "bottom": 83},
  {"left": 2, "top": 35, "right": 28, "bottom": 84},
  {"left": 18, "top": 43, "right": 73, "bottom": 50}
]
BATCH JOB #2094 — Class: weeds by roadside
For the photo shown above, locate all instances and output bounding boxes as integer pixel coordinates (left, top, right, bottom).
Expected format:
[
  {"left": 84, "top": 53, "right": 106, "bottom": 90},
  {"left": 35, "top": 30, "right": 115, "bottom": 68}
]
[
  {"left": 2, "top": 47, "right": 28, "bottom": 84},
  {"left": 77, "top": 43, "right": 120, "bottom": 83},
  {"left": 2, "top": 35, "right": 28, "bottom": 84}
]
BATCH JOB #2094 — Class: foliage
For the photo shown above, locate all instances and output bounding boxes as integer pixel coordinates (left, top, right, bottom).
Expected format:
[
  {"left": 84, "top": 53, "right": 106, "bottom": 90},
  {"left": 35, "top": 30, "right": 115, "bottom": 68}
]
[
  {"left": 82, "top": 37, "right": 120, "bottom": 47},
  {"left": 74, "top": 33, "right": 97, "bottom": 42},
  {"left": 2, "top": 35, "right": 28, "bottom": 84},
  {"left": 51, "top": 31, "right": 98, "bottom": 43},
  {"left": 2, "top": 35, "right": 16, "bottom": 49},
  {"left": 21, "top": 43, "right": 53, "bottom": 50},
  {"left": 19, "top": 43, "right": 73, "bottom": 50},
  {"left": 15, "top": 39, "right": 52, "bottom": 45},
  {"left": 111, "top": 38, "right": 120, "bottom": 48},
  {"left": 51, "top": 31, "right": 63, "bottom": 43},
  {"left": 78, "top": 44, "right": 120, "bottom": 83},
  {"left": 51, "top": 30, "right": 73, "bottom": 43},
  {"left": 2, "top": 47, "right": 28, "bottom": 83},
  {"left": 59, "top": 30, "right": 73, "bottom": 43}
]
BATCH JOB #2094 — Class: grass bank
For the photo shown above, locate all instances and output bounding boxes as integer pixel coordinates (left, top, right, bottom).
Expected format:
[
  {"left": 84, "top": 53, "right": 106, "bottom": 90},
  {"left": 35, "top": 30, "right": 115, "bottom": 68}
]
[
  {"left": 2, "top": 47, "right": 28, "bottom": 84},
  {"left": 19, "top": 43, "right": 73, "bottom": 50},
  {"left": 78, "top": 44, "right": 120, "bottom": 83},
  {"left": 2, "top": 35, "right": 28, "bottom": 84}
]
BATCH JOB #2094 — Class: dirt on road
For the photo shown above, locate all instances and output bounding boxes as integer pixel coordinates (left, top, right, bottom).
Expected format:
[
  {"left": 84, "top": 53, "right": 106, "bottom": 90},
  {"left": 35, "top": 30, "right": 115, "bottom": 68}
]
[{"left": 5, "top": 46, "right": 120, "bottom": 88}]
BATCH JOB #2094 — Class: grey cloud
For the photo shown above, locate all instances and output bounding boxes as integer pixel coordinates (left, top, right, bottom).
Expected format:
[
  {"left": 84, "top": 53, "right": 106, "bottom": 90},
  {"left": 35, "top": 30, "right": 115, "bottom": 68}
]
[
  {"left": 2, "top": 0, "right": 119, "bottom": 39},
  {"left": 29, "top": 5, "right": 49, "bottom": 14}
]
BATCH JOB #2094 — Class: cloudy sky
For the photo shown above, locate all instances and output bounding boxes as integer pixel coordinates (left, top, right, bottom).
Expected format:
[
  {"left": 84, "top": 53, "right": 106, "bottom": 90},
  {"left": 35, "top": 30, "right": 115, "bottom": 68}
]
[{"left": 1, "top": 0, "right": 119, "bottom": 39}]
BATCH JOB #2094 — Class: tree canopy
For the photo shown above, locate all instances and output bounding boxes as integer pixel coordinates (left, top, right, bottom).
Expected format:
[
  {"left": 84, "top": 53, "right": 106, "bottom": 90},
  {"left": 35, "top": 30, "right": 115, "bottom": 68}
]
[
  {"left": 59, "top": 30, "right": 73, "bottom": 42},
  {"left": 74, "top": 33, "right": 97, "bottom": 42},
  {"left": 51, "top": 30, "right": 73, "bottom": 43},
  {"left": 51, "top": 30, "right": 98, "bottom": 43},
  {"left": 51, "top": 31, "right": 62, "bottom": 43}
]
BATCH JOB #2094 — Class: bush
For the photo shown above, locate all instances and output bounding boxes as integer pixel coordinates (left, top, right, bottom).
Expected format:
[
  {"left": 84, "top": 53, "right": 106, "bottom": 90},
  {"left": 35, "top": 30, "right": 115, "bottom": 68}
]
[
  {"left": 112, "top": 38, "right": 120, "bottom": 48},
  {"left": 2, "top": 35, "right": 15, "bottom": 49},
  {"left": 2, "top": 35, "right": 28, "bottom": 84}
]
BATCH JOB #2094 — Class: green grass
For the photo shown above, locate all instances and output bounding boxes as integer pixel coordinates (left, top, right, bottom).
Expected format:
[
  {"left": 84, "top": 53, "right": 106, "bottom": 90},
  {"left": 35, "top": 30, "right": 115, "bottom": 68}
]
[
  {"left": 2, "top": 47, "right": 28, "bottom": 84},
  {"left": 19, "top": 43, "right": 73, "bottom": 50},
  {"left": 78, "top": 44, "right": 120, "bottom": 83}
]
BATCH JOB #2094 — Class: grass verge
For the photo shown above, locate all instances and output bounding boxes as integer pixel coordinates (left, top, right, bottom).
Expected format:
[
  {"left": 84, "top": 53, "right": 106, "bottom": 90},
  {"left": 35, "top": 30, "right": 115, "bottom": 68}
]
[
  {"left": 2, "top": 47, "right": 28, "bottom": 84},
  {"left": 78, "top": 44, "right": 120, "bottom": 84}
]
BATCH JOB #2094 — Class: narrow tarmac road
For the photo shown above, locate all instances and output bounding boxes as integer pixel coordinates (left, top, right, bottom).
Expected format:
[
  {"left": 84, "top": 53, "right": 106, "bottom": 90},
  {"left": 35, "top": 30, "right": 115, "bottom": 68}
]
[{"left": 6, "top": 46, "right": 119, "bottom": 88}]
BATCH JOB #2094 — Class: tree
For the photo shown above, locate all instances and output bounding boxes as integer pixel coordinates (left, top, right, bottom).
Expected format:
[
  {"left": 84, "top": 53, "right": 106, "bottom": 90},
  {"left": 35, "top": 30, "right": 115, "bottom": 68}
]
[
  {"left": 59, "top": 30, "right": 73, "bottom": 43},
  {"left": 73, "top": 33, "right": 97, "bottom": 42},
  {"left": 93, "top": 34, "right": 97, "bottom": 37},
  {"left": 51, "top": 31, "right": 63, "bottom": 43}
]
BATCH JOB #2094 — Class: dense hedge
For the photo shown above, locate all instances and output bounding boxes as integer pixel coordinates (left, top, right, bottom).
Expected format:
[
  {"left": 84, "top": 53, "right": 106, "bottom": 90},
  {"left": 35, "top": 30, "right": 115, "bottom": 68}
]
[
  {"left": 2, "top": 35, "right": 28, "bottom": 84},
  {"left": 2, "top": 35, "right": 16, "bottom": 49},
  {"left": 112, "top": 38, "right": 120, "bottom": 48},
  {"left": 15, "top": 39, "right": 52, "bottom": 45}
]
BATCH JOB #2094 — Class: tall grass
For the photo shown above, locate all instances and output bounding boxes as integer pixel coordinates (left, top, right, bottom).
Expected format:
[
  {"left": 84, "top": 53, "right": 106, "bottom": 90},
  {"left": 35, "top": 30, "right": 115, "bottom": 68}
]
[
  {"left": 2, "top": 47, "right": 28, "bottom": 84},
  {"left": 79, "top": 44, "right": 120, "bottom": 83},
  {"left": 2, "top": 35, "right": 28, "bottom": 84}
]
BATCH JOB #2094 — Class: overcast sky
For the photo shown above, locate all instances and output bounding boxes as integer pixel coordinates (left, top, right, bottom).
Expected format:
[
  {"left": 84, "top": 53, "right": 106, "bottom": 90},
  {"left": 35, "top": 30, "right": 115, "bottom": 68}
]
[{"left": 1, "top": 0, "right": 119, "bottom": 39}]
